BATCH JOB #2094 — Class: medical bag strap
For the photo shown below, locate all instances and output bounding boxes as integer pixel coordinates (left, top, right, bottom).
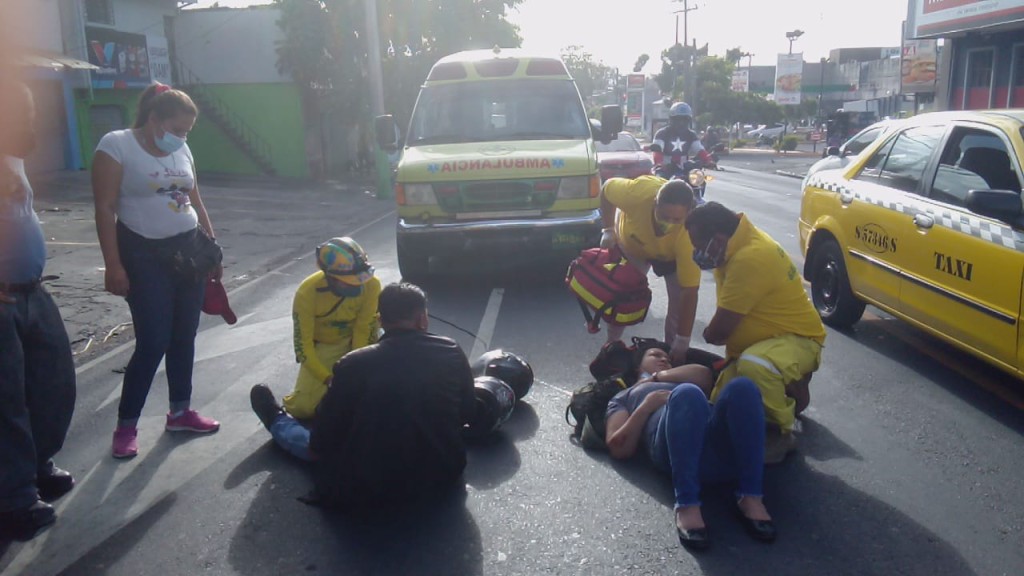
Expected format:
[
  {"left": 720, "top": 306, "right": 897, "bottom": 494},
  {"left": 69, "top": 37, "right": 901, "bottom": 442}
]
[{"left": 576, "top": 296, "right": 601, "bottom": 334}]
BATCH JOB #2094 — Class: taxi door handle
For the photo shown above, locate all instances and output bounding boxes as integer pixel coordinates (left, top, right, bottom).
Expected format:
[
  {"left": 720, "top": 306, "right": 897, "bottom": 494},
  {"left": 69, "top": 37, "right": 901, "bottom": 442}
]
[{"left": 913, "top": 214, "right": 934, "bottom": 229}]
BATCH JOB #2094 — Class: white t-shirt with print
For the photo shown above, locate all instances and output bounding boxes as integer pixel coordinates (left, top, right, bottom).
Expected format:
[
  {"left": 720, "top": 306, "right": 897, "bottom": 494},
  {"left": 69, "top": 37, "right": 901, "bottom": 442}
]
[{"left": 95, "top": 129, "right": 199, "bottom": 239}]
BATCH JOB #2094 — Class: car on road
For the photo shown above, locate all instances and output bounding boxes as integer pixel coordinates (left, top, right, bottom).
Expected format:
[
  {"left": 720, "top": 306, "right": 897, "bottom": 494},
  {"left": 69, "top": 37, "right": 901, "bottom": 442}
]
[
  {"left": 746, "top": 123, "right": 787, "bottom": 142},
  {"left": 802, "top": 119, "right": 901, "bottom": 185},
  {"left": 595, "top": 131, "right": 653, "bottom": 181},
  {"left": 799, "top": 109, "right": 1024, "bottom": 379}
]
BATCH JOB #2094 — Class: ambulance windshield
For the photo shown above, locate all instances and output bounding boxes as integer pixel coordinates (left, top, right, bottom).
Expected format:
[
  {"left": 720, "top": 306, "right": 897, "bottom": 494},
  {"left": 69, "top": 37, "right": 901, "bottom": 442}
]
[{"left": 407, "top": 79, "right": 591, "bottom": 146}]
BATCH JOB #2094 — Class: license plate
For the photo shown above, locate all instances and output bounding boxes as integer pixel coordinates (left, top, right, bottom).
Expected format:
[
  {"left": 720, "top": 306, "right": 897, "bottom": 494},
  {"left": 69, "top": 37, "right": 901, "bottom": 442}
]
[{"left": 551, "top": 232, "right": 585, "bottom": 248}]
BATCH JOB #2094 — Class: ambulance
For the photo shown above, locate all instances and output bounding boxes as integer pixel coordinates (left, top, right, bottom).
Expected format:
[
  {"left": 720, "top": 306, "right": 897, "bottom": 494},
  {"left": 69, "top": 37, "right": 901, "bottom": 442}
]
[{"left": 376, "top": 47, "right": 623, "bottom": 279}]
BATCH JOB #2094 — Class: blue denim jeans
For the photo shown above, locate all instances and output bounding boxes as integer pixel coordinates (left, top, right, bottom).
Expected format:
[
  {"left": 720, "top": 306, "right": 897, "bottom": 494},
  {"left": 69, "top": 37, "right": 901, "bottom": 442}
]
[
  {"left": 117, "top": 224, "right": 205, "bottom": 422},
  {"left": 270, "top": 414, "right": 314, "bottom": 461},
  {"left": 649, "top": 377, "right": 766, "bottom": 509},
  {"left": 0, "top": 286, "right": 76, "bottom": 512}
]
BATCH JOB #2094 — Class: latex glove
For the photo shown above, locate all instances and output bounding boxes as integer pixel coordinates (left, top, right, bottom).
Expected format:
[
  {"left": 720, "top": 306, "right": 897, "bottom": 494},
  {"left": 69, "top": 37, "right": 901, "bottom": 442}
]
[
  {"left": 599, "top": 227, "right": 616, "bottom": 249},
  {"left": 670, "top": 334, "right": 691, "bottom": 364}
]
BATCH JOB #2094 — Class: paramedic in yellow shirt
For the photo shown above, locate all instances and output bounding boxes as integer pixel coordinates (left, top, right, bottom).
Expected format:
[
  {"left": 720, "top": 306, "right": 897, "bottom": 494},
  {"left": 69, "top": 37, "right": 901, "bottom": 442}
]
[
  {"left": 282, "top": 237, "right": 382, "bottom": 420},
  {"left": 599, "top": 175, "right": 701, "bottom": 362},
  {"left": 684, "top": 201, "right": 825, "bottom": 435}
]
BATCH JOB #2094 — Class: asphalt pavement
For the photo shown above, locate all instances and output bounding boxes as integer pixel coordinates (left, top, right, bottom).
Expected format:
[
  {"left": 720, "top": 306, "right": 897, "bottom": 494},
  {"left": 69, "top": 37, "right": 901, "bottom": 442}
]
[{"left": 5, "top": 159, "right": 1024, "bottom": 575}]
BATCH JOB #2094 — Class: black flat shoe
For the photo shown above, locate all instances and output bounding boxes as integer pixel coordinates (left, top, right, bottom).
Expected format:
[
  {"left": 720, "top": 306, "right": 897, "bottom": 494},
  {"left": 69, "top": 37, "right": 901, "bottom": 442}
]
[
  {"left": 677, "top": 525, "right": 711, "bottom": 550},
  {"left": 0, "top": 500, "right": 56, "bottom": 542},
  {"left": 735, "top": 505, "right": 777, "bottom": 543},
  {"left": 37, "top": 466, "right": 75, "bottom": 502}
]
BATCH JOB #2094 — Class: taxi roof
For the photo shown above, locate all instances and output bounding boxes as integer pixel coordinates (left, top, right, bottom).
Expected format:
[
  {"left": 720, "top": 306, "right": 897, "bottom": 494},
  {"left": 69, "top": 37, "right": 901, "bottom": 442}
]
[{"left": 900, "top": 109, "right": 1024, "bottom": 128}]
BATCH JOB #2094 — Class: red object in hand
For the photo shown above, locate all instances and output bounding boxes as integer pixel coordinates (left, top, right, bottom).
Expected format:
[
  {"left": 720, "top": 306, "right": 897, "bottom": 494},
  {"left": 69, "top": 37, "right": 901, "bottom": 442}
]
[{"left": 202, "top": 278, "right": 237, "bottom": 325}]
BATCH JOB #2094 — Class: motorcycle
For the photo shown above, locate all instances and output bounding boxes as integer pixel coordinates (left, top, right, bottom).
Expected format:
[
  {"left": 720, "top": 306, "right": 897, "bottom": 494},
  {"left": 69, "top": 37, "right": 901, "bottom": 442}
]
[
  {"left": 708, "top": 142, "right": 727, "bottom": 167},
  {"left": 655, "top": 160, "right": 714, "bottom": 204}
]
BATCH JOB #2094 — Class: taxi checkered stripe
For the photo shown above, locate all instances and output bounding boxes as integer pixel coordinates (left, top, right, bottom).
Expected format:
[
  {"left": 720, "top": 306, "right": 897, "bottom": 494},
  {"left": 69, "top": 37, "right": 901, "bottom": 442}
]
[{"left": 807, "top": 176, "right": 1024, "bottom": 253}]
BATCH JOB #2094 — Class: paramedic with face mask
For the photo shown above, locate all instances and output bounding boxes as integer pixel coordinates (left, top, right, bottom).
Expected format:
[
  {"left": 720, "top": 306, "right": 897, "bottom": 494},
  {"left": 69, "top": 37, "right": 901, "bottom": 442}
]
[
  {"left": 684, "top": 201, "right": 826, "bottom": 463},
  {"left": 598, "top": 175, "right": 701, "bottom": 363}
]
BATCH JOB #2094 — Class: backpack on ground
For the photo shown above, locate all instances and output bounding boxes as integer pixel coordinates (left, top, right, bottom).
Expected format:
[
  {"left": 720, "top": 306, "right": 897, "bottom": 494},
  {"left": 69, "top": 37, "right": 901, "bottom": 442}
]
[
  {"left": 566, "top": 246, "right": 652, "bottom": 334},
  {"left": 565, "top": 375, "right": 629, "bottom": 450}
]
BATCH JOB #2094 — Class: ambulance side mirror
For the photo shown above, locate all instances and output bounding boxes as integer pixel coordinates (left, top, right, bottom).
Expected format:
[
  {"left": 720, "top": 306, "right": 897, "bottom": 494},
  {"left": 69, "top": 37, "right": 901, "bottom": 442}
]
[
  {"left": 600, "top": 105, "right": 623, "bottom": 143},
  {"left": 375, "top": 115, "right": 399, "bottom": 152}
]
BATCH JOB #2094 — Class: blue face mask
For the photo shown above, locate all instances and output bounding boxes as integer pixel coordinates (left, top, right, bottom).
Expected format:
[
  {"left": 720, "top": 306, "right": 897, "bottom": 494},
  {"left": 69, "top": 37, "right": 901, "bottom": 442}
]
[
  {"left": 155, "top": 128, "right": 186, "bottom": 154},
  {"left": 692, "top": 238, "right": 724, "bottom": 270}
]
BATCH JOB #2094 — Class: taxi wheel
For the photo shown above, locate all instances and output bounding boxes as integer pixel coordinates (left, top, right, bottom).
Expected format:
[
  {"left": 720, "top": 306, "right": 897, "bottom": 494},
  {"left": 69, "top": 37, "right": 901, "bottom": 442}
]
[
  {"left": 397, "top": 243, "right": 430, "bottom": 282},
  {"left": 810, "top": 240, "right": 865, "bottom": 328}
]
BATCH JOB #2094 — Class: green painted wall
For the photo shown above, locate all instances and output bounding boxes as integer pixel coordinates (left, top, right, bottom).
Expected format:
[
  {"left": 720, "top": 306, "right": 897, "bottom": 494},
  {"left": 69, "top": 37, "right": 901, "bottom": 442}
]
[{"left": 75, "top": 83, "right": 309, "bottom": 179}]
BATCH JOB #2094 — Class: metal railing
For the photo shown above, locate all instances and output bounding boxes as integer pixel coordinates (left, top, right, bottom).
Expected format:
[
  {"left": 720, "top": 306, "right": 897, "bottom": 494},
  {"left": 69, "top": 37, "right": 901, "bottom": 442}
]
[{"left": 173, "top": 59, "right": 275, "bottom": 174}]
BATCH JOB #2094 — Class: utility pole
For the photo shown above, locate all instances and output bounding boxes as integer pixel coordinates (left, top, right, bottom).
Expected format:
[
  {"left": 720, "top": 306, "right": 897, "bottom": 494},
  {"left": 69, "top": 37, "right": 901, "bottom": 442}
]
[
  {"left": 363, "top": 0, "right": 391, "bottom": 199},
  {"left": 672, "top": 0, "right": 697, "bottom": 46}
]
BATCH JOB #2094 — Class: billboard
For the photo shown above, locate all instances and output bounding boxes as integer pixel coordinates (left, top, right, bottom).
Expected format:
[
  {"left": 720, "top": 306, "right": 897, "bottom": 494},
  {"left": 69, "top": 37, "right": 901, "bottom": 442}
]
[
  {"left": 626, "top": 74, "right": 646, "bottom": 90},
  {"left": 907, "top": 0, "right": 1024, "bottom": 38},
  {"left": 901, "top": 37, "right": 938, "bottom": 93},
  {"left": 774, "top": 53, "right": 803, "bottom": 105},
  {"left": 86, "top": 26, "right": 152, "bottom": 89},
  {"left": 731, "top": 70, "right": 749, "bottom": 92},
  {"left": 147, "top": 35, "right": 172, "bottom": 86}
]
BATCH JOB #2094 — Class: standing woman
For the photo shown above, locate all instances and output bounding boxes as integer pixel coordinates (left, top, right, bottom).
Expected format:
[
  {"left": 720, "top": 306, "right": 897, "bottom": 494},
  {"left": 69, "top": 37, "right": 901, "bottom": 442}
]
[{"left": 92, "top": 83, "right": 221, "bottom": 459}]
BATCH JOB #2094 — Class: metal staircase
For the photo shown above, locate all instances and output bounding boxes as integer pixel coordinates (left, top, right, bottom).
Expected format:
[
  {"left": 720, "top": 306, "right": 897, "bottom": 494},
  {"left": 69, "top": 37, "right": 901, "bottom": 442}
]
[{"left": 173, "top": 60, "right": 276, "bottom": 176}]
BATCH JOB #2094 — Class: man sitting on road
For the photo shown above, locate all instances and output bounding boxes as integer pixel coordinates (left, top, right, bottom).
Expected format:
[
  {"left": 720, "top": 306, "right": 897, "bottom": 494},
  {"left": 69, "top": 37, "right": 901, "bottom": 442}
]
[
  {"left": 599, "top": 175, "right": 701, "bottom": 363},
  {"left": 250, "top": 282, "right": 476, "bottom": 510},
  {"left": 684, "top": 201, "right": 826, "bottom": 461}
]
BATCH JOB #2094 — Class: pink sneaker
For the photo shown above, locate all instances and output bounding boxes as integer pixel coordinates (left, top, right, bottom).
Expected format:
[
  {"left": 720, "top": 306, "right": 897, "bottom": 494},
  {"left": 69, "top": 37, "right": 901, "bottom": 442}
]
[
  {"left": 112, "top": 426, "right": 138, "bottom": 459},
  {"left": 165, "top": 410, "right": 220, "bottom": 433}
]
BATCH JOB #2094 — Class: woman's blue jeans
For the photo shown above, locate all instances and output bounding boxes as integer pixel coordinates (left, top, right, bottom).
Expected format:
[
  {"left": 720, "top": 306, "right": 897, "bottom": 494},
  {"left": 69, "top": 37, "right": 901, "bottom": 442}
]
[
  {"left": 649, "top": 377, "right": 766, "bottom": 509},
  {"left": 117, "top": 224, "right": 205, "bottom": 422},
  {"left": 270, "top": 414, "right": 313, "bottom": 461}
]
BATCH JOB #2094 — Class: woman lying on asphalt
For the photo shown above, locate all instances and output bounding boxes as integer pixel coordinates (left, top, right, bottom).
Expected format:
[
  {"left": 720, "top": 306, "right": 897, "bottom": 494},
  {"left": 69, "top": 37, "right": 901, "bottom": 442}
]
[{"left": 604, "top": 343, "right": 776, "bottom": 550}]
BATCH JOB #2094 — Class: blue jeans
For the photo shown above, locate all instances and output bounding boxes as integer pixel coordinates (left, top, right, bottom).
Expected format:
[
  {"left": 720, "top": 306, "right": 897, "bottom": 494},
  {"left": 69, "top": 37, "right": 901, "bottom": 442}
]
[
  {"left": 270, "top": 414, "right": 314, "bottom": 461},
  {"left": 649, "top": 377, "right": 766, "bottom": 509},
  {"left": 117, "top": 224, "right": 205, "bottom": 422},
  {"left": 0, "top": 286, "right": 76, "bottom": 512}
]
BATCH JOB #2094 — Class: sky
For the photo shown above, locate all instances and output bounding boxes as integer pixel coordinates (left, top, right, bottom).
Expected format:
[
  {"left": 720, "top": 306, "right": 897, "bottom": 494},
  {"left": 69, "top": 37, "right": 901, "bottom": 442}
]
[{"left": 188, "top": 0, "right": 910, "bottom": 70}]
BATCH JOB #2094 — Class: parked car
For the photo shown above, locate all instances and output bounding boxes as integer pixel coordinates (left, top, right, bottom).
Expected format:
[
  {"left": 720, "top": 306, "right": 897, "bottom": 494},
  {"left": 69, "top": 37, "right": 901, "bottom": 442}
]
[
  {"left": 746, "top": 123, "right": 787, "bottom": 144},
  {"left": 799, "top": 109, "right": 1024, "bottom": 379},
  {"left": 596, "top": 131, "right": 654, "bottom": 181},
  {"left": 802, "top": 119, "right": 901, "bottom": 186}
]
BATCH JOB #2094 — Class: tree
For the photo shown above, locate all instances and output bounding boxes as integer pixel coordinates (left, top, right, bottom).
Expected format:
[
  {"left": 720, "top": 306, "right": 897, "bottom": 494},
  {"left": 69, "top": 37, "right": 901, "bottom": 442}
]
[
  {"left": 725, "top": 47, "right": 744, "bottom": 66},
  {"left": 633, "top": 53, "right": 649, "bottom": 73},
  {"left": 561, "top": 45, "right": 615, "bottom": 104},
  {"left": 274, "top": 0, "right": 523, "bottom": 175}
]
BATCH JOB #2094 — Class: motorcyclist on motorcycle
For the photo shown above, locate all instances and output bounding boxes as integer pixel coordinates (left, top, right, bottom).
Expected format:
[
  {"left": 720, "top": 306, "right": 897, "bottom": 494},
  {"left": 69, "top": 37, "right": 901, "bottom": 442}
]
[{"left": 650, "top": 102, "right": 717, "bottom": 173}]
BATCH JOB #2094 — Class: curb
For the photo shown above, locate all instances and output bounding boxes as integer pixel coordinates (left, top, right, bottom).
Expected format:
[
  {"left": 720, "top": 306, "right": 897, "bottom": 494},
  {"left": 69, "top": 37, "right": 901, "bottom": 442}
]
[{"left": 775, "top": 170, "right": 806, "bottom": 180}]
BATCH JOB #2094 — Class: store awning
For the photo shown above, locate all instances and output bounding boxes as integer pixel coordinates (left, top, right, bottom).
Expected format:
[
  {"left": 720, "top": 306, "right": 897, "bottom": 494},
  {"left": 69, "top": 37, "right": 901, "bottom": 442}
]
[{"left": 15, "top": 50, "right": 98, "bottom": 72}]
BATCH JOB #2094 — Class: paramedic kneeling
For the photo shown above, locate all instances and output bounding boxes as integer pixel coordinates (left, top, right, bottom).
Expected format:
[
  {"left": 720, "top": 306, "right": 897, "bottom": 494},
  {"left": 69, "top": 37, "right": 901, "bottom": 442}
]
[
  {"left": 599, "top": 175, "right": 700, "bottom": 362},
  {"left": 684, "top": 202, "right": 826, "bottom": 439}
]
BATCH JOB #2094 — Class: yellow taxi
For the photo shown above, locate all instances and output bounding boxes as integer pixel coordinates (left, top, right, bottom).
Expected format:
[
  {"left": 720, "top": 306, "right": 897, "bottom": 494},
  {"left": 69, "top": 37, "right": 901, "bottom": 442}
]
[{"left": 799, "top": 110, "right": 1024, "bottom": 379}]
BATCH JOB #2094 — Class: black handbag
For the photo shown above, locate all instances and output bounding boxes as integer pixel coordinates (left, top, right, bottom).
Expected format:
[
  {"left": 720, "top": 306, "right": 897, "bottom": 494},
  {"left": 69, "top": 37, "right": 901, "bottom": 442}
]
[{"left": 154, "top": 227, "right": 223, "bottom": 282}]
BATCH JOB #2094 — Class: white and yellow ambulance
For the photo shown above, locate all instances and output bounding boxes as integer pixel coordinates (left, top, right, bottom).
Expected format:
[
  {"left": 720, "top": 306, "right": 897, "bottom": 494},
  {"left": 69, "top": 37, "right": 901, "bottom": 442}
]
[{"left": 376, "top": 47, "right": 623, "bottom": 279}]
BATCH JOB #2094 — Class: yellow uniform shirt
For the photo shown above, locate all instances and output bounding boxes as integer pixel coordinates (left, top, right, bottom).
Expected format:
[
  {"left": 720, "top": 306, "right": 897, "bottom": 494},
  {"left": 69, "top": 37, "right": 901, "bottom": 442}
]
[
  {"left": 714, "top": 214, "right": 826, "bottom": 358},
  {"left": 603, "top": 175, "right": 700, "bottom": 288},
  {"left": 283, "top": 271, "right": 381, "bottom": 419}
]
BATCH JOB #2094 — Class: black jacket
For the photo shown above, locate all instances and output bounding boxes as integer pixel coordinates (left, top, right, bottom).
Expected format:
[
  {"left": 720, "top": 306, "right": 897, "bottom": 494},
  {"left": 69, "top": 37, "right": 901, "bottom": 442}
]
[{"left": 309, "top": 329, "right": 475, "bottom": 510}]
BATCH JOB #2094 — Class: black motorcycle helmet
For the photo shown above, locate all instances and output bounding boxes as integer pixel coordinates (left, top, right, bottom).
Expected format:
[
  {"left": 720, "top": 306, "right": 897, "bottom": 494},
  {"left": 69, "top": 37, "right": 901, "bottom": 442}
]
[
  {"left": 471, "top": 350, "right": 534, "bottom": 401},
  {"left": 465, "top": 376, "right": 516, "bottom": 439}
]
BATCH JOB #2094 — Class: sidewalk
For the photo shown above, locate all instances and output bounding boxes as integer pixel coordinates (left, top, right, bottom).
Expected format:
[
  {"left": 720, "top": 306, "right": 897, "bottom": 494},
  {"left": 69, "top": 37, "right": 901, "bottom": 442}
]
[
  {"left": 29, "top": 170, "right": 395, "bottom": 366},
  {"left": 717, "top": 142, "right": 822, "bottom": 179}
]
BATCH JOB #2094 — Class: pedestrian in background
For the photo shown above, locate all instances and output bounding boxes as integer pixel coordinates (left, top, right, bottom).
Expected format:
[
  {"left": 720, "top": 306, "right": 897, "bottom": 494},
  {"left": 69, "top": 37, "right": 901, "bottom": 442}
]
[
  {"left": 0, "top": 78, "right": 77, "bottom": 542},
  {"left": 91, "top": 83, "right": 222, "bottom": 459}
]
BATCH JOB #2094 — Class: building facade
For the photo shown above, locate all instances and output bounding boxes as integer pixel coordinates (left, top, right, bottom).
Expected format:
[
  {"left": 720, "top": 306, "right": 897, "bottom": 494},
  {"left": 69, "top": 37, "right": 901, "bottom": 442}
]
[{"left": 907, "top": 0, "right": 1024, "bottom": 110}]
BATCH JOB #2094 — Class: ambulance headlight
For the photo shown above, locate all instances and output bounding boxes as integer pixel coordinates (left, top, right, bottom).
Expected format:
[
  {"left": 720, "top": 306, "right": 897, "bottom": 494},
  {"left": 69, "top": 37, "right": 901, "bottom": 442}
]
[
  {"left": 557, "top": 176, "right": 590, "bottom": 199},
  {"left": 403, "top": 183, "right": 437, "bottom": 206}
]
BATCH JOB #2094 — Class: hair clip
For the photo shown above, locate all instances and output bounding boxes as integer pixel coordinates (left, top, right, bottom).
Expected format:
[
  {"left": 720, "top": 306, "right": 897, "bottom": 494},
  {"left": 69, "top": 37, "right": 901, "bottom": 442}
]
[{"left": 154, "top": 83, "right": 171, "bottom": 95}]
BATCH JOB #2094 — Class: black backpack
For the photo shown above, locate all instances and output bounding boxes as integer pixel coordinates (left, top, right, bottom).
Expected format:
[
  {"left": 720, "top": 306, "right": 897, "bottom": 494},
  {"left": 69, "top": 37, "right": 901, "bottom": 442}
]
[{"left": 564, "top": 375, "right": 629, "bottom": 445}]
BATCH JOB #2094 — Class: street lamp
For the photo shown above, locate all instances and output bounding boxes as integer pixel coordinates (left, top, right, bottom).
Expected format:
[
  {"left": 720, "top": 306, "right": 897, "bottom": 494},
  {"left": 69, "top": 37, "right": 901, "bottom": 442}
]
[
  {"left": 816, "top": 57, "right": 830, "bottom": 122},
  {"left": 785, "top": 29, "right": 804, "bottom": 55}
]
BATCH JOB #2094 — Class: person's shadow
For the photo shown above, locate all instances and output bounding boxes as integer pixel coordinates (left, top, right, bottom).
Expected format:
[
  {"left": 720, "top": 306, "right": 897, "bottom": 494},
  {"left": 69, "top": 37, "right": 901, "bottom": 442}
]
[
  {"left": 590, "top": 416, "right": 977, "bottom": 575},
  {"left": 224, "top": 443, "right": 483, "bottom": 576}
]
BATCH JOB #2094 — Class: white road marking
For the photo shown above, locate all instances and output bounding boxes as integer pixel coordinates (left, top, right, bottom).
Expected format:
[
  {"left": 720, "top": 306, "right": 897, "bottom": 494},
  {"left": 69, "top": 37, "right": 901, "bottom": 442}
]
[
  {"left": 74, "top": 211, "right": 395, "bottom": 377},
  {"left": 470, "top": 288, "right": 504, "bottom": 360}
]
